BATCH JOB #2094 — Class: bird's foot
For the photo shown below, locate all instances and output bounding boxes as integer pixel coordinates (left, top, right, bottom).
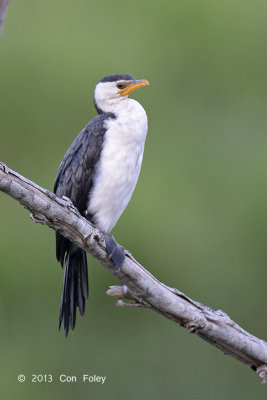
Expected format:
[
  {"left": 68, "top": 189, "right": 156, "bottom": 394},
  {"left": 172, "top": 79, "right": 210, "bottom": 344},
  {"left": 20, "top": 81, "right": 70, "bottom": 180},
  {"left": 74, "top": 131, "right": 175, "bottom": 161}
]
[{"left": 104, "top": 234, "right": 125, "bottom": 270}]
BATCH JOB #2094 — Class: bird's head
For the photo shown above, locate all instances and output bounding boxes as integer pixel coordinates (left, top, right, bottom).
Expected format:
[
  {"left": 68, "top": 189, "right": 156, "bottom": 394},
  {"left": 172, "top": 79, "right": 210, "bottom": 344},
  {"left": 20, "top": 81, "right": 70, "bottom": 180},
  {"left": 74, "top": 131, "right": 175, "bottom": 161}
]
[{"left": 94, "top": 74, "right": 149, "bottom": 114}]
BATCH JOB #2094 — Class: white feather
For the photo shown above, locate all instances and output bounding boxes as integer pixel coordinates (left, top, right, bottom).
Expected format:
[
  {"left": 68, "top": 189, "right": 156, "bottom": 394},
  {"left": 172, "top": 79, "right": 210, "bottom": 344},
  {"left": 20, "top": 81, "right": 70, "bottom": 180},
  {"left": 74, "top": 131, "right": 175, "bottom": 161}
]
[{"left": 87, "top": 97, "right": 148, "bottom": 233}]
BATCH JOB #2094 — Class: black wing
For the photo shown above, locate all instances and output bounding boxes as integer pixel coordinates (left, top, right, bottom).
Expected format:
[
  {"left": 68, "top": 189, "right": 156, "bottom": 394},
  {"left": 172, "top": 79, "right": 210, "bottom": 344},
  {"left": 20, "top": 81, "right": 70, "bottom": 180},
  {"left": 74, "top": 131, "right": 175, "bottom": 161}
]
[
  {"left": 54, "top": 112, "right": 115, "bottom": 214},
  {"left": 54, "top": 111, "right": 115, "bottom": 336}
]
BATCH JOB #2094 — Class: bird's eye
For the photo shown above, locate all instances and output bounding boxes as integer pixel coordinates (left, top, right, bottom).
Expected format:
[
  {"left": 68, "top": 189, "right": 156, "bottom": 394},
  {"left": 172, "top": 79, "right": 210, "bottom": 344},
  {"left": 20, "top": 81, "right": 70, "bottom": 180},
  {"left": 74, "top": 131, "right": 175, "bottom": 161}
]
[{"left": 116, "top": 83, "right": 126, "bottom": 89}]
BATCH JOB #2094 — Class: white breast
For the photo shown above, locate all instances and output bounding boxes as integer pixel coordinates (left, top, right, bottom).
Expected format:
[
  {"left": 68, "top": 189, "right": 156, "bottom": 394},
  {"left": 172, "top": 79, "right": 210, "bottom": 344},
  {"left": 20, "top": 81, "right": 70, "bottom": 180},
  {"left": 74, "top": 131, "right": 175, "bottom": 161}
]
[{"left": 87, "top": 99, "right": 148, "bottom": 233}]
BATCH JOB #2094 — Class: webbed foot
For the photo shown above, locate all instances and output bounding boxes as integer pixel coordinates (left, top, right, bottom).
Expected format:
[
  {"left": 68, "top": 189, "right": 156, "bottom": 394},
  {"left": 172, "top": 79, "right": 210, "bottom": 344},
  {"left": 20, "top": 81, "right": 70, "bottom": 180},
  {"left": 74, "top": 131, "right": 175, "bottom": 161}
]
[{"left": 104, "top": 234, "right": 125, "bottom": 270}]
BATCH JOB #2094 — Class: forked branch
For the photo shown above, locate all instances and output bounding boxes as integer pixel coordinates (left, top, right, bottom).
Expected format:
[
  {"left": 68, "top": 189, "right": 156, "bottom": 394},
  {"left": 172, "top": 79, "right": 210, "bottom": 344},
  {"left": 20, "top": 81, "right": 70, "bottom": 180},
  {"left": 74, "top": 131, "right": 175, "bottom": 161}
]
[{"left": 0, "top": 161, "right": 266, "bottom": 383}]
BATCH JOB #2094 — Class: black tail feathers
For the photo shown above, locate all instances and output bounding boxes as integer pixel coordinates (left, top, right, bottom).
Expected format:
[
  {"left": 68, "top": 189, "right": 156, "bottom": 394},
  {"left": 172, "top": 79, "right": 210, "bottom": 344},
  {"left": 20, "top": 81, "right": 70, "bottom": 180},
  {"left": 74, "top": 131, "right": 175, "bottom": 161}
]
[{"left": 56, "top": 232, "right": 88, "bottom": 337}]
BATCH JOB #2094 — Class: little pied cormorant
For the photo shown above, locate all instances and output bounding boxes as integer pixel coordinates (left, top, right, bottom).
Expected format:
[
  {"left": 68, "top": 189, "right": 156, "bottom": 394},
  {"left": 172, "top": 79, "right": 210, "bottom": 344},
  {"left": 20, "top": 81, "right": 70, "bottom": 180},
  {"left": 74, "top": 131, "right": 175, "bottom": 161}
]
[{"left": 54, "top": 73, "right": 149, "bottom": 336}]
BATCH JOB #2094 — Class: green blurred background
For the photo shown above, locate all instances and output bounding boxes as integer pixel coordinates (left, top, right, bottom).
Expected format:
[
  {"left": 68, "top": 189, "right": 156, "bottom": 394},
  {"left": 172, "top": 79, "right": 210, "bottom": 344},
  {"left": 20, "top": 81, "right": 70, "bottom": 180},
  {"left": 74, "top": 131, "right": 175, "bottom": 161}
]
[{"left": 0, "top": 0, "right": 266, "bottom": 398}]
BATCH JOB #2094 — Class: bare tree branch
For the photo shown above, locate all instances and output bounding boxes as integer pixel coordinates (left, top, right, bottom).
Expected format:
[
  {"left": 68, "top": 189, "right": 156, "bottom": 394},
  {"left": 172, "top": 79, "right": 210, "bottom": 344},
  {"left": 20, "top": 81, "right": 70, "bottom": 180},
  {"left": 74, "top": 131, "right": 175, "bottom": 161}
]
[
  {"left": 0, "top": 160, "right": 266, "bottom": 383},
  {"left": 0, "top": 0, "right": 9, "bottom": 38}
]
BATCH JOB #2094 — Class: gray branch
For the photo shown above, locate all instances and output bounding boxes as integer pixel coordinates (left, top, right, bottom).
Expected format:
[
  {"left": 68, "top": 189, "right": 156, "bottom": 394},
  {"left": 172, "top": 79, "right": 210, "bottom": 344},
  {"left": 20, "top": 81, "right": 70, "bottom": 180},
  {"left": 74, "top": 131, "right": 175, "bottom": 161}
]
[
  {"left": 0, "top": 161, "right": 266, "bottom": 384},
  {"left": 0, "top": 0, "right": 9, "bottom": 38}
]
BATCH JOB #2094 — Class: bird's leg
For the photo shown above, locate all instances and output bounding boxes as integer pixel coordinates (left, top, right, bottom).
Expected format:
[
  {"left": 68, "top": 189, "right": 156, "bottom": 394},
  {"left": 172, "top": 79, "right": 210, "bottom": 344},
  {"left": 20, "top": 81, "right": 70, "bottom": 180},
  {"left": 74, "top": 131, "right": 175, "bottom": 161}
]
[{"left": 104, "top": 233, "right": 125, "bottom": 270}]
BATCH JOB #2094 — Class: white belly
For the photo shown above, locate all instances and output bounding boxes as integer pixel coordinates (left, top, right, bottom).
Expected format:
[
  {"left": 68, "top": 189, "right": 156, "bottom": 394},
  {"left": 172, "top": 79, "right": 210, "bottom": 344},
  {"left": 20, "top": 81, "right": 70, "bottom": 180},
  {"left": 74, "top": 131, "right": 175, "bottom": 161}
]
[{"left": 87, "top": 99, "right": 148, "bottom": 233}]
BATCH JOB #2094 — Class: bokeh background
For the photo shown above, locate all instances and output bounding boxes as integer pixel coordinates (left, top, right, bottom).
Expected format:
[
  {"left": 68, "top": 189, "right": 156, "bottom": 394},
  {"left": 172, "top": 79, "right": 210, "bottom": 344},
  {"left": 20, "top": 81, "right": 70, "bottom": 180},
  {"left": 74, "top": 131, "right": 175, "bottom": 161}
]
[{"left": 0, "top": 1, "right": 266, "bottom": 399}]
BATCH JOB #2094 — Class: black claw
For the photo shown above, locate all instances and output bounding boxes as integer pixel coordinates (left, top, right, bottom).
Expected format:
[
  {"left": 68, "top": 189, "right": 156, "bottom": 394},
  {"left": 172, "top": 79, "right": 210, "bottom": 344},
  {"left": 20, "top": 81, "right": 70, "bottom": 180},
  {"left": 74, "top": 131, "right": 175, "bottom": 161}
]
[{"left": 104, "top": 234, "right": 125, "bottom": 270}]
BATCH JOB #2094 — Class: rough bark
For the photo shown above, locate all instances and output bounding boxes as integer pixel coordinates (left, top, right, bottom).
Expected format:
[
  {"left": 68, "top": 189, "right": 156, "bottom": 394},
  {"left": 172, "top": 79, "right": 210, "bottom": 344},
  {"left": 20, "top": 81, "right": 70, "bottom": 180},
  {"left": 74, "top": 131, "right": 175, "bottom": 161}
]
[{"left": 0, "top": 161, "right": 266, "bottom": 383}]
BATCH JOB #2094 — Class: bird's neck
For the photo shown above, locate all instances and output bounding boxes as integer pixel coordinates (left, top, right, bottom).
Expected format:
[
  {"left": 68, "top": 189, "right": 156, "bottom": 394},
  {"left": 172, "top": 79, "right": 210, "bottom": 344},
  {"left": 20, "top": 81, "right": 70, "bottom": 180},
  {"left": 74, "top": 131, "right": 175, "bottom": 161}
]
[
  {"left": 95, "top": 96, "right": 132, "bottom": 115},
  {"left": 105, "top": 98, "right": 148, "bottom": 145}
]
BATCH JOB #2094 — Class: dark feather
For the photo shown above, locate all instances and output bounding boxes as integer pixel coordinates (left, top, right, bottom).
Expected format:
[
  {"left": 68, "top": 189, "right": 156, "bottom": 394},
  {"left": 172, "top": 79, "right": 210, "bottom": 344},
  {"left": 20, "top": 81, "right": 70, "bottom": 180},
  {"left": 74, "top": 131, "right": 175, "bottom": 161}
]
[
  {"left": 98, "top": 73, "right": 134, "bottom": 83},
  {"left": 54, "top": 112, "right": 115, "bottom": 336}
]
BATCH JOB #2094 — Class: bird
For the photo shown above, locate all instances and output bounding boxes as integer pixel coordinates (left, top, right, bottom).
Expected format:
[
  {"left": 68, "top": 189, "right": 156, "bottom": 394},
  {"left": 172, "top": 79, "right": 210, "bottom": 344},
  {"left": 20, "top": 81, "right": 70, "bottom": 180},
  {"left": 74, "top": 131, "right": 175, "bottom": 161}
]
[{"left": 54, "top": 73, "right": 149, "bottom": 336}]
